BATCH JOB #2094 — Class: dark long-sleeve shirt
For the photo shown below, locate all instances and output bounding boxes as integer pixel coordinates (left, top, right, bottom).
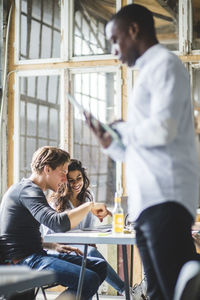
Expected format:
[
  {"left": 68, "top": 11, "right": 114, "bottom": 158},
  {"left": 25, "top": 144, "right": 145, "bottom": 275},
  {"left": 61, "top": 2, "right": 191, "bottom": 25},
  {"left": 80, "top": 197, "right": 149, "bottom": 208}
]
[{"left": 0, "top": 178, "right": 70, "bottom": 260}]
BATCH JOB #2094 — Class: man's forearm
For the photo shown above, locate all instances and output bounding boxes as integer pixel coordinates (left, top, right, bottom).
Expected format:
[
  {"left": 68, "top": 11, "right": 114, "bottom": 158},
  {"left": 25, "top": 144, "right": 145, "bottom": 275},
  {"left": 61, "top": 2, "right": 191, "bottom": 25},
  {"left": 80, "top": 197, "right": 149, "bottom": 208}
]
[{"left": 67, "top": 202, "right": 94, "bottom": 229}]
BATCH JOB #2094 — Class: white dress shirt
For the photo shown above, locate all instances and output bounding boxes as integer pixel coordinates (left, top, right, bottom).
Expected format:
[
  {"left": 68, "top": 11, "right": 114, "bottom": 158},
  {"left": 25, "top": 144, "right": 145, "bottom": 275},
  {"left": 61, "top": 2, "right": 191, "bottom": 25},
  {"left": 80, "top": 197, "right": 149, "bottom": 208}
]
[{"left": 104, "top": 44, "right": 200, "bottom": 221}]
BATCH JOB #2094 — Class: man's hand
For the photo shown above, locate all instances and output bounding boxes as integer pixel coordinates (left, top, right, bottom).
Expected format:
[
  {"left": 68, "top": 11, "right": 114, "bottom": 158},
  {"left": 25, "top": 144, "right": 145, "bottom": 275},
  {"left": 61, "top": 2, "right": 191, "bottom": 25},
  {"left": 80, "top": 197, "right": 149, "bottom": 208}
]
[
  {"left": 91, "top": 203, "right": 112, "bottom": 222},
  {"left": 84, "top": 112, "right": 113, "bottom": 148},
  {"left": 55, "top": 244, "right": 83, "bottom": 256}
]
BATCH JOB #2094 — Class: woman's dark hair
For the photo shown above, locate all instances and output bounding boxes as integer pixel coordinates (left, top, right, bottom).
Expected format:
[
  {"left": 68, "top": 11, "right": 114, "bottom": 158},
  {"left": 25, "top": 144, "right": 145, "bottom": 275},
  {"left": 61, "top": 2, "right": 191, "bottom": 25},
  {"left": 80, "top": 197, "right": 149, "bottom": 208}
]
[{"left": 48, "top": 159, "right": 93, "bottom": 212}]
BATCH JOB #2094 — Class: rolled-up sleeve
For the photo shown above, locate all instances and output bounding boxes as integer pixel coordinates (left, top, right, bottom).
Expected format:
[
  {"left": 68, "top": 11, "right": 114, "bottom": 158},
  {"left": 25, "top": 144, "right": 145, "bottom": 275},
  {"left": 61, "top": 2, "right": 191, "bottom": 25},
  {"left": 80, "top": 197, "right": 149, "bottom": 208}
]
[
  {"left": 117, "top": 58, "right": 188, "bottom": 148},
  {"left": 20, "top": 185, "right": 70, "bottom": 232}
]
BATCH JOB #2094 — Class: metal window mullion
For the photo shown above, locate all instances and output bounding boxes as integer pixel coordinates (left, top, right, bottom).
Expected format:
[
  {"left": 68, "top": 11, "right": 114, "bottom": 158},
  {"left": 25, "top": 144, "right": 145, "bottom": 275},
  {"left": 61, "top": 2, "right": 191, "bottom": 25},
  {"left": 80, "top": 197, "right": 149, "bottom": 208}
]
[
  {"left": 46, "top": 75, "right": 49, "bottom": 105},
  {"left": 24, "top": 78, "right": 28, "bottom": 177},
  {"left": 15, "top": 0, "right": 20, "bottom": 63},
  {"left": 60, "top": 70, "right": 65, "bottom": 148},
  {"left": 39, "top": 0, "right": 44, "bottom": 59},
  {"left": 75, "top": 20, "right": 94, "bottom": 54},
  {"left": 179, "top": 0, "right": 192, "bottom": 54},
  {"left": 47, "top": 76, "right": 50, "bottom": 144},
  {"left": 26, "top": 0, "right": 33, "bottom": 60},
  {"left": 21, "top": 94, "right": 59, "bottom": 109},
  {"left": 21, "top": 133, "right": 56, "bottom": 141},
  {"left": 61, "top": 0, "right": 69, "bottom": 60},
  {"left": 50, "top": 0, "right": 54, "bottom": 58},
  {"left": 115, "top": 68, "right": 122, "bottom": 194},
  {"left": 96, "top": 74, "right": 103, "bottom": 202},
  {"left": 21, "top": 12, "right": 60, "bottom": 32},
  {"left": 14, "top": 74, "right": 20, "bottom": 182},
  {"left": 81, "top": 13, "right": 83, "bottom": 55},
  {"left": 80, "top": 75, "right": 84, "bottom": 162},
  {"left": 88, "top": 79, "right": 92, "bottom": 178},
  {"left": 36, "top": 90, "right": 39, "bottom": 150},
  {"left": 93, "top": 73, "right": 100, "bottom": 202},
  {"left": 80, "top": 7, "right": 104, "bottom": 51}
]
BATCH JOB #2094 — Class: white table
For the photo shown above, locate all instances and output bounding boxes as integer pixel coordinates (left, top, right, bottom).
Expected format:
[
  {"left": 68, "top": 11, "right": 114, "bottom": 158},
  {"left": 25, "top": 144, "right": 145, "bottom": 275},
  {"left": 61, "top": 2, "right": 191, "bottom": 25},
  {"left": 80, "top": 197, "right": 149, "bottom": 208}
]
[
  {"left": 0, "top": 266, "right": 55, "bottom": 298},
  {"left": 44, "top": 231, "right": 136, "bottom": 300}
]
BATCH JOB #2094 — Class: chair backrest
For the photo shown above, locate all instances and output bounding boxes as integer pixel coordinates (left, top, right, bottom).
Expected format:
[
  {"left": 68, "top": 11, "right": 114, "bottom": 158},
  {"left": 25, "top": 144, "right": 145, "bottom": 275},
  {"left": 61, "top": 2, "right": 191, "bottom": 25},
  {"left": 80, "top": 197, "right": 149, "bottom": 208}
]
[
  {"left": 0, "top": 235, "right": 20, "bottom": 264},
  {"left": 0, "top": 236, "right": 6, "bottom": 264}
]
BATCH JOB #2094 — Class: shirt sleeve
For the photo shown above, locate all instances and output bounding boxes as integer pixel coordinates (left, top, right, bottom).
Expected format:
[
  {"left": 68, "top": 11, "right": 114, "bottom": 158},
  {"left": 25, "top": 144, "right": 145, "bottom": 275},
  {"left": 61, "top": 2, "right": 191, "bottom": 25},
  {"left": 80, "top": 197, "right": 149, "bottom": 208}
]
[
  {"left": 119, "top": 58, "right": 190, "bottom": 148},
  {"left": 102, "top": 137, "right": 126, "bottom": 162},
  {"left": 20, "top": 184, "right": 71, "bottom": 232}
]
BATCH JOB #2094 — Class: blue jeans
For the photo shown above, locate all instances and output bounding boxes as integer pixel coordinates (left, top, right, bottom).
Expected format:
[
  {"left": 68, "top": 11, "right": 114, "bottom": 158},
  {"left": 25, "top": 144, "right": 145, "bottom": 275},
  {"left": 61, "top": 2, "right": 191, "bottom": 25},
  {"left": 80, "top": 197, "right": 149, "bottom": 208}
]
[
  {"left": 17, "top": 250, "right": 107, "bottom": 300},
  {"left": 76, "top": 245, "right": 124, "bottom": 294}
]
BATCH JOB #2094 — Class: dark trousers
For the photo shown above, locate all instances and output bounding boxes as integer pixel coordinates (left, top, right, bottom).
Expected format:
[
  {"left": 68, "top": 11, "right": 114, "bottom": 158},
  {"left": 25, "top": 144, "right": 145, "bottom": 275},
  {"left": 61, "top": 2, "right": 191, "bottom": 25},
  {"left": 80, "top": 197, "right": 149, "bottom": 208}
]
[{"left": 134, "top": 202, "right": 199, "bottom": 300}]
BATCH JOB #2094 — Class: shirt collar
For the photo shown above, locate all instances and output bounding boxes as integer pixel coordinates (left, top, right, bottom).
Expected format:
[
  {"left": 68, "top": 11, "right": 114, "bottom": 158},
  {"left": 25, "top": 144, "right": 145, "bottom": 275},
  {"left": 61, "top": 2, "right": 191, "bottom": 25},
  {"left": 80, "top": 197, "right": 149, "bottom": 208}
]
[{"left": 135, "top": 43, "right": 163, "bottom": 69}]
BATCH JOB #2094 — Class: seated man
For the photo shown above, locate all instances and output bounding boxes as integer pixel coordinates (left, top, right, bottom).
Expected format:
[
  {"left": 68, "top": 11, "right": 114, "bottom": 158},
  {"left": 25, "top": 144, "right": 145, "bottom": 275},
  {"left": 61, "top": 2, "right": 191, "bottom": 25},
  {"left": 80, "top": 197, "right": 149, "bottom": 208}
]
[{"left": 0, "top": 146, "right": 111, "bottom": 300}]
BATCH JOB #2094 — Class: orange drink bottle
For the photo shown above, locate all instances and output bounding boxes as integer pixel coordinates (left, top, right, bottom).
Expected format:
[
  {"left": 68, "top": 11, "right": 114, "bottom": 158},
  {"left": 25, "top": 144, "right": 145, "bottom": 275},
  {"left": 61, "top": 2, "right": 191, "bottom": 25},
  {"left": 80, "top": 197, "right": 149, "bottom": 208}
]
[{"left": 113, "top": 193, "right": 124, "bottom": 233}]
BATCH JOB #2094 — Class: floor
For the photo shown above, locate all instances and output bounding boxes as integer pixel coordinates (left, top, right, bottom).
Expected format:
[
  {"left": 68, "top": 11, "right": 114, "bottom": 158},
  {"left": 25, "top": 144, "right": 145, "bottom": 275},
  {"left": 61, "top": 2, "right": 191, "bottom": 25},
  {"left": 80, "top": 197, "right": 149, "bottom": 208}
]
[{"left": 36, "top": 290, "right": 124, "bottom": 300}]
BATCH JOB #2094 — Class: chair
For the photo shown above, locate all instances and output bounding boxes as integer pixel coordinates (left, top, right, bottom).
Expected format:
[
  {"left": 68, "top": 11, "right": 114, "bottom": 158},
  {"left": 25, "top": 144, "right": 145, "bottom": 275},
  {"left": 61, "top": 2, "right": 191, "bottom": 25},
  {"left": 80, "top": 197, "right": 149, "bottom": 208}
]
[
  {"left": 34, "top": 284, "right": 99, "bottom": 300},
  {"left": 0, "top": 236, "right": 99, "bottom": 300},
  {"left": 0, "top": 236, "right": 56, "bottom": 300},
  {"left": 34, "top": 284, "right": 58, "bottom": 300}
]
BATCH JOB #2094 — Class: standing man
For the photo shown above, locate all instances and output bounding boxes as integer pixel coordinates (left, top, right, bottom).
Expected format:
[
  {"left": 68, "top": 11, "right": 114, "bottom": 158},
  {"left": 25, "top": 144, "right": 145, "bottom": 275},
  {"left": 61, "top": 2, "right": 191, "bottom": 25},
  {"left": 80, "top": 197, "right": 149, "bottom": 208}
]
[
  {"left": 0, "top": 146, "right": 111, "bottom": 300},
  {"left": 85, "top": 4, "right": 200, "bottom": 300}
]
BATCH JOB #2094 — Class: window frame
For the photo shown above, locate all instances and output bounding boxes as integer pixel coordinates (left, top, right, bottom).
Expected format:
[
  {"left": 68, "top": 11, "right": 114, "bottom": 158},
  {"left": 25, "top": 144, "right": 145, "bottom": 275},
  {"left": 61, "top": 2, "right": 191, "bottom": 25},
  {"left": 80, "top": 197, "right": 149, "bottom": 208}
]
[
  {"left": 13, "top": 68, "right": 65, "bottom": 183},
  {"left": 69, "top": 65, "right": 123, "bottom": 194},
  {"left": 14, "top": 0, "right": 69, "bottom": 64},
  {"left": 69, "top": 0, "right": 122, "bottom": 61}
]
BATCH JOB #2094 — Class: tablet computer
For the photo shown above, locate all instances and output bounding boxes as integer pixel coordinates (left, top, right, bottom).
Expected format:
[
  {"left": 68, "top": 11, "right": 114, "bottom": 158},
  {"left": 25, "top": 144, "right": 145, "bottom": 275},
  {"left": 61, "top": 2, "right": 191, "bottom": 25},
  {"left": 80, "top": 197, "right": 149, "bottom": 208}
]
[{"left": 67, "top": 93, "right": 124, "bottom": 148}]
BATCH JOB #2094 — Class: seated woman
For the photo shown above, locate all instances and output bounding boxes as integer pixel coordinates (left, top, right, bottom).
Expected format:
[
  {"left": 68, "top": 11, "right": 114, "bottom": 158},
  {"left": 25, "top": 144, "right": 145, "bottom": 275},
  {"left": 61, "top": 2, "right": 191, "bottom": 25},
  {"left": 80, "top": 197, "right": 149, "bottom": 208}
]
[
  {"left": 42, "top": 159, "right": 125, "bottom": 295},
  {"left": 42, "top": 159, "right": 147, "bottom": 298}
]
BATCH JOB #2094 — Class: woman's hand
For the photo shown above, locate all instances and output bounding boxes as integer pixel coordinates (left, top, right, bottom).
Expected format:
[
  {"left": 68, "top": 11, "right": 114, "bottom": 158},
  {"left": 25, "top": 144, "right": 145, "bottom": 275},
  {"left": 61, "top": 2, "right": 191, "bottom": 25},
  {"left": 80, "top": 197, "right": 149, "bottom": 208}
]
[
  {"left": 91, "top": 203, "right": 112, "bottom": 222},
  {"left": 55, "top": 244, "right": 83, "bottom": 256}
]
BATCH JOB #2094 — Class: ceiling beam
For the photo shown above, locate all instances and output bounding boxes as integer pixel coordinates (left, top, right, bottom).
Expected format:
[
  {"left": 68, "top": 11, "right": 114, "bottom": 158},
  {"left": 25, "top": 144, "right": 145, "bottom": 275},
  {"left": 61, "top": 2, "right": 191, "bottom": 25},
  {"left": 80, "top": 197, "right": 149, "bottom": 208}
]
[{"left": 155, "top": 0, "right": 178, "bottom": 21}]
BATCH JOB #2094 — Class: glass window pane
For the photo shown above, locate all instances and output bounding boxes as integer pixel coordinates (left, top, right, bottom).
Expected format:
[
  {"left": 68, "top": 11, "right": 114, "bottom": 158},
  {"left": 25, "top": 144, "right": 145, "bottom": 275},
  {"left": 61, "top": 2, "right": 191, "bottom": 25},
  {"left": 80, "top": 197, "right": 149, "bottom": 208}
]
[
  {"left": 19, "top": 75, "right": 61, "bottom": 179},
  {"left": 20, "top": 101, "right": 25, "bottom": 135},
  {"left": 72, "top": 71, "right": 118, "bottom": 205},
  {"left": 39, "top": 106, "right": 48, "bottom": 138},
  {"left": 193, "top": 68, "right": 200, "bottom": 106},
  {"left": 19, "top": 0, "right": 61, "bottom": 60},
  {"left": 48, "top": 76, "right": 60, "bottom": 104},
  {"left": 27, "top": 103, "right": 37, "bottom": 136},
  {"left": 41, "top": 25, "right": 52, "bottom": 58},
  {"left": 132, "top": 1, "right": 179, "bottom": 51},
  {"left": 21, "top": 0, "right": 27, "bottom": 13},
  {"left": 49, "top": 108, "right": 59, "bottom": 139},
  {"left": 192, "top": 0, "right": 200, "bottom": 50},
  {"left": 32, "top": 0, "right": 41, "bottom": 19},
  {"left": 37, "top": 77, "right": 47, "bottom": 101},
  {"left": 73, "top": 0, "right": 116, "bottom": 56}
]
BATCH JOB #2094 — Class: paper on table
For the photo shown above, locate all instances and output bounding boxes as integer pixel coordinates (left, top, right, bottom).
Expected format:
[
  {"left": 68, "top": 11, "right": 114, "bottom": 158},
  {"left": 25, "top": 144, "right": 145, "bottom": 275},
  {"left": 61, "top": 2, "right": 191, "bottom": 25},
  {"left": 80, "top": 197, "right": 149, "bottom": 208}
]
[
  {"left": 67, "top": 93, "right": 125, "bottom": 148},
  {"left": 81, "top": 224, "right": 112, "bottom": 233}
]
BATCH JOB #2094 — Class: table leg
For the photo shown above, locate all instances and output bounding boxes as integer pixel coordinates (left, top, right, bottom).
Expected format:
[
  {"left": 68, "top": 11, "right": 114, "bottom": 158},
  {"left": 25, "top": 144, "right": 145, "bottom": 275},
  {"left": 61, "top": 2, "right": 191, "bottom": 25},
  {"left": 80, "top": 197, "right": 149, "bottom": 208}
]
[
  {"left": 122, "top": 245, "right": 130, "bottom": 300},
  {"left": 130, "top": 245, "right": 133, "bottom": 287},
  {"left": 76, "top": 244, "right": 88, "bottom": 300}
]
